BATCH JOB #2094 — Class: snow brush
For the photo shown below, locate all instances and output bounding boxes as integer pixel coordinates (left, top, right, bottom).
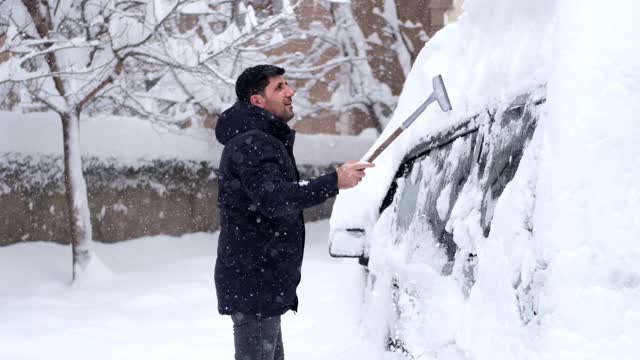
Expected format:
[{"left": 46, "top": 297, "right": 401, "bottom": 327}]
[{"left": 365, "top": 75, "right": 452, "bottom": 163}]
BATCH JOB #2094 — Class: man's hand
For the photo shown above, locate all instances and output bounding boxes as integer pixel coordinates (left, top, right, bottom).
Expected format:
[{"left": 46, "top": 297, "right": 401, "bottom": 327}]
[{"left": 336, "top": 161, "right": 375, "bottom": 190}]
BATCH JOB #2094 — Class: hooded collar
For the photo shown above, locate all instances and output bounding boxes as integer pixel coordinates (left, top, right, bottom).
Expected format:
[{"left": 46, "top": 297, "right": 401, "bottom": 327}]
[{"left": 215, "top": 101, "right": 294, "bottom": 147}]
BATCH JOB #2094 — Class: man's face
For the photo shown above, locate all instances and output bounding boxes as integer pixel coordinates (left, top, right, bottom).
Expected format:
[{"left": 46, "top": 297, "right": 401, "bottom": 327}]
[{"left": 250, "top": 75, "right": 295, "bottom": 121}]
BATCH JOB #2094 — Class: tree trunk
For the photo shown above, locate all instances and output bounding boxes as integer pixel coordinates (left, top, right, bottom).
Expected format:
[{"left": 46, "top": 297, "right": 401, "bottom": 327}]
[
  {"left": 61, "top": 112, "right": 93, "bottom": 281},
  {"left": 232, "top": 0, "right": 246, "bottom": 28},
  {"left": 367, "top": 104, "right": 385, "bottom": 135}
]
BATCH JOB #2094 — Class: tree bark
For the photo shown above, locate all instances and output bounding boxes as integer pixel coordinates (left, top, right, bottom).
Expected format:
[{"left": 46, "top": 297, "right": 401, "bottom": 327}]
[
  {"left": 61, "top": 112, "right": 93, "bottom": 280},
  {"left": 232, "top": 0, "right": 246, "bottom": 28}
]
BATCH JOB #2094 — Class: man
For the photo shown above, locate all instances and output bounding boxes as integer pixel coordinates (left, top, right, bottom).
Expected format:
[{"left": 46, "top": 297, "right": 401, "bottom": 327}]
[{"left": 214, "top": 64, "right": 373, "bottom": 360}]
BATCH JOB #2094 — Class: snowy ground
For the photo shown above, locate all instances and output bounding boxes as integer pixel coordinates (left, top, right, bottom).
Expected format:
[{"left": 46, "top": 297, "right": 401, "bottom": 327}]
[{"left": 0, "top": 220, "right": 385, "bottom": 360}]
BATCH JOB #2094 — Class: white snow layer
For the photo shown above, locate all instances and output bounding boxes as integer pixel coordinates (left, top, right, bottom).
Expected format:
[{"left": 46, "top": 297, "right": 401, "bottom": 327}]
[
  {"left": 0, "top": 220, "right": 385, "bottom": 360},
  {"left": 331, "top": 0, "right": 640, "bottom": 359},
  {"left": 0, "top": 111, "right": 375, "bottom": 166},
  {"left": 535, "top": 1, "right": 640, "bottom": 359}
]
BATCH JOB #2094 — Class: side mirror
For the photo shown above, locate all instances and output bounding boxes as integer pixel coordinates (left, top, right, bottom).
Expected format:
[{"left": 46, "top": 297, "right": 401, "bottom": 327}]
[{"left": 328, "top": 228, "right": 366, "bottom": 258}]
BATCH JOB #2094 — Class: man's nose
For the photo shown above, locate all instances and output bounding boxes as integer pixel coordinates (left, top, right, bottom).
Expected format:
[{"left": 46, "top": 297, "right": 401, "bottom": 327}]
[{"left": 286, "top": 85, "right": 295, "bottom": 97}]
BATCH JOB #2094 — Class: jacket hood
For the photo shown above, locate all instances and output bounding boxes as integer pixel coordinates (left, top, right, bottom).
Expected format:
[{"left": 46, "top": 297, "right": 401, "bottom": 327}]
[{"left": 215, "top": 101, "right": 293, "bottom": 145}]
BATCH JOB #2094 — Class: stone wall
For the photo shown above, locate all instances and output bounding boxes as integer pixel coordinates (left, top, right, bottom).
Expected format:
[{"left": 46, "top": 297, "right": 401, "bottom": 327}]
[{"left": 0, "top": 155, "right": 336, "bottom": 246}]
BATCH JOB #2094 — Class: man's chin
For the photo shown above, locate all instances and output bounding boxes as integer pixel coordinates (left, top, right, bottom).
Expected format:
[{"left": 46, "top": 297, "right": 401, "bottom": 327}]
[{"left": 283, "top": 111, "right": 295, "bottom": 122}]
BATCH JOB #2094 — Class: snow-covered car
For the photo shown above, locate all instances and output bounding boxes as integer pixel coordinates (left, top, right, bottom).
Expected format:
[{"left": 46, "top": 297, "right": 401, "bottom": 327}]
[
  {"left": 330, "top": 0, "right": 640, "bottom": 357},
  {"left": 329, "top": 85, "right": 546, "bottom": 355}
]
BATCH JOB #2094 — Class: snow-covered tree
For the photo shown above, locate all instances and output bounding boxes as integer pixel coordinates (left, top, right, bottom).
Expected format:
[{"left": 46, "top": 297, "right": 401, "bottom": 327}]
[
  {"left": 120, "top": 0, "right": 408, "bottom": 134},
  {"left": 264, "top": 0, "right": 426, "bottom": 134},
  {"left": 0, "top": 0, "right": 298, "bottom": 281},
  {"left": 326, "top": 0, "right": 397, "bottom": 132}
]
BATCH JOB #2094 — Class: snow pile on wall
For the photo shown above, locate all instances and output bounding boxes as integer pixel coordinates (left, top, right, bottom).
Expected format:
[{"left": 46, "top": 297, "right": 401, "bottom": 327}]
[
  {"left": 0, "top": 111, "right": 375, "bottom": 167},
  {"left": 332, "top": 0, "right": 640, "bottom": 359}
]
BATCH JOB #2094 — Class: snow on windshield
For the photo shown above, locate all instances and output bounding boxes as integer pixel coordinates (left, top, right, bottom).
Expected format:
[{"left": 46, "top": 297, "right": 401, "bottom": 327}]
[{"left": 330, "top": 0, "right": 555, "bottom": 231}]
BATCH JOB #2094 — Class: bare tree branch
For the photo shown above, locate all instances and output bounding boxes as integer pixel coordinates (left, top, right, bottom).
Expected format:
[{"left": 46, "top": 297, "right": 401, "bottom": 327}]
[{"left": 77, "top": 60, "right": 123, "bottom": 110}]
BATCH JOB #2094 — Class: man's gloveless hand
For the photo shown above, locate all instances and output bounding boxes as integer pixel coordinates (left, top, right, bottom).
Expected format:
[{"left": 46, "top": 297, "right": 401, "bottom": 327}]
[{"left": 336, "top": 161, "right": 375, "bottom": 189}]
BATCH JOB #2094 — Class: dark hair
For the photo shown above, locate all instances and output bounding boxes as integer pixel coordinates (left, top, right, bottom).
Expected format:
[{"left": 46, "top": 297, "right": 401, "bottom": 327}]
[{"left": 235, "top": 65, "right": 285, "bottom": 102}]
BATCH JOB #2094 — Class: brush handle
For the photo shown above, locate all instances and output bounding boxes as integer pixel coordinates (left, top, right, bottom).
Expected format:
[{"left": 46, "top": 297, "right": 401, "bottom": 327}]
[
  {"left": 402, "top": 93, "right": 436, "bottom": 128},
  {"left": 366, "top": 127, "right": 405, "bottom": 163}
]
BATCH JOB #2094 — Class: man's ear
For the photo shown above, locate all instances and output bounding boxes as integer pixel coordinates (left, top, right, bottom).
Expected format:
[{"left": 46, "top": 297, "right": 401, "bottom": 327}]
[{"left": 250, "top": 94, "right": 265, "bottom": 108}]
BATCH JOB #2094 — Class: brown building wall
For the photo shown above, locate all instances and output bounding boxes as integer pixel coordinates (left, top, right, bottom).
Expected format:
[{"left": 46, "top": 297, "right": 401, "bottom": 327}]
[
  {"left": 353, "top": 0, "right": 455, "bottom": 94},
  {"left": 289, "top": 0, "right": 458, "bottom": 135}
]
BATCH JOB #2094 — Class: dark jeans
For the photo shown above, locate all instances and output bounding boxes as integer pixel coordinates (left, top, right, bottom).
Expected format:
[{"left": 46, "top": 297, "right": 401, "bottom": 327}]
[{"left": 231, "top": 313, "right": 284, "bottom": 360}]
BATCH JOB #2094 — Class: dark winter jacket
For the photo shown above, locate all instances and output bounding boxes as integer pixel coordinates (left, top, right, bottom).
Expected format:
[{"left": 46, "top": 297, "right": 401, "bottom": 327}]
[{"left": 214, "top": 101, "right": 339, "bottom": 317}]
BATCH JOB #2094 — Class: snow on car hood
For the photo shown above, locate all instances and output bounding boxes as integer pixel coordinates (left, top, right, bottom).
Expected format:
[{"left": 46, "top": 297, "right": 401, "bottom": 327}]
[{"left": 330, "top": 0, "right": 555, "bottom": 232}]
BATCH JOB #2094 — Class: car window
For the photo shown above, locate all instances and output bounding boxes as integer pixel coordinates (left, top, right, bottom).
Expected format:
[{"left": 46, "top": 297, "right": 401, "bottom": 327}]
[
  {"left": 477, "top": 101, "right": 539, "bottom": 235},
  {"left": 392, "top": 131, "right": 478, "bottom": 264},
  {"left": 384, "top": 91, "right": 543, "bottom": 274}
]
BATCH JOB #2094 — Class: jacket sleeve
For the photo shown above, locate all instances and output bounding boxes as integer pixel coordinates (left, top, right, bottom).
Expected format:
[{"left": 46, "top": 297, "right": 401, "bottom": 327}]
[{"left": 235, "top": 134, "right": 339, "bottom": 218}]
